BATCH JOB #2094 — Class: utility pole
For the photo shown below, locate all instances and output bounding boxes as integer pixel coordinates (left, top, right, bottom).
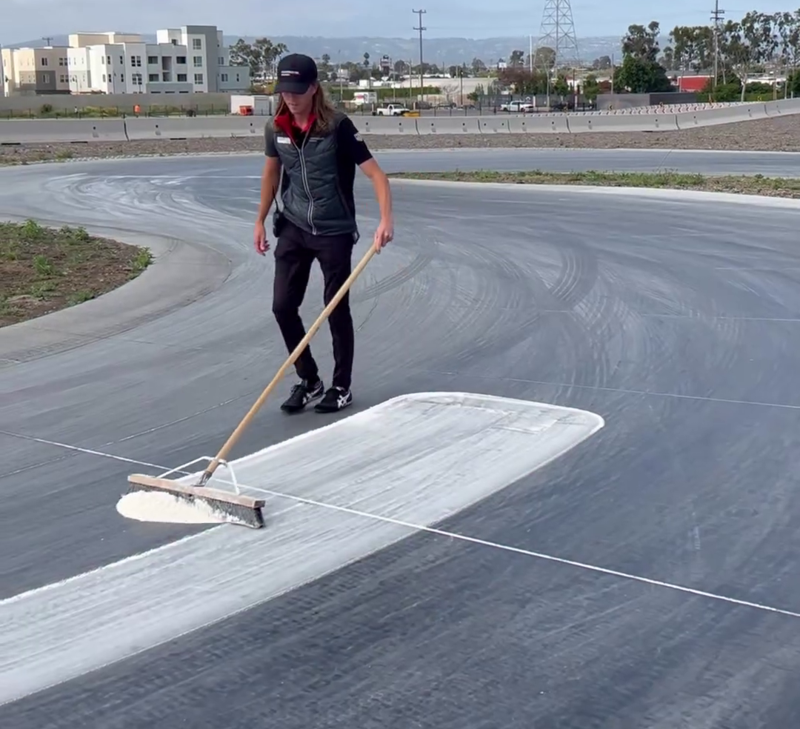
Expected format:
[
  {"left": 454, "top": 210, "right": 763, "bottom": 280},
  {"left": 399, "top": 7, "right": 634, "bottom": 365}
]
[
  {"left": 710, "top": 0, "right": 725, "bottom": 89},
  {"left": 413, "top": 9, "right": 426, "bottom": 103},
  {"left": 42, "top": 36, "right": 54, "bottom": 47}
]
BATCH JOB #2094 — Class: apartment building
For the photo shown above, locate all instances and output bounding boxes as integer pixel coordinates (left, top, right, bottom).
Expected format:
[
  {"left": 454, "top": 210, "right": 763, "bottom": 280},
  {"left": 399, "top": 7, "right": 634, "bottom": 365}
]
[
  {"left": 156, "top": 25, "right": 249, "bottom": 93},
  {"left": 2, "top": 24, "right": 251, "bottom": 96},
  {"left": 67, "top": 38, "right": 194, "bottom": 94},
  {"left": 1, "top": 45, "right": 72, "bottom": 95}
]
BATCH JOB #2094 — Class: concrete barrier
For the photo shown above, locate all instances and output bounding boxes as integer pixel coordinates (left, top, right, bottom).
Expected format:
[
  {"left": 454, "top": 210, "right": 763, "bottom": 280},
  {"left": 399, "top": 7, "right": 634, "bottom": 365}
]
[
  {"left": 567, "top": 113, "right": 679, "bottom": 133},
  {"left": 764, "top": 97, "right": 800, "bottom": 116},
  {"left": 478, "top": 117, "right": 512, "bottom": 133},
  {"left": 357, "top": 117, "right": 418, "bottom": 134},
  {"left": 2, "top": 99, "right": 799, "bottom": 146},
  {"left": 0, "top": 118, "right": 127, "bottom": 144},
  {"left": 675, "top": 102, "right": 768, "bottom": 129},
  {"left": 507, "top": 115, "right": 570, "bottom": 133},
  {"left": 125, "top": 116, "right": 263, "bottom": 140},
  {"left": 416, "top": 117, "right": 481, "bottom": 134}
]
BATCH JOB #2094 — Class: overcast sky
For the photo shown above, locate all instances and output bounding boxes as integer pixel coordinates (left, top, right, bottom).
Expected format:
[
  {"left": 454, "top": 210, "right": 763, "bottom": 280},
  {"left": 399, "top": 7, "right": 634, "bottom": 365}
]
[{"left": 1, "top": 0, "right": 780, "bottom": 45}]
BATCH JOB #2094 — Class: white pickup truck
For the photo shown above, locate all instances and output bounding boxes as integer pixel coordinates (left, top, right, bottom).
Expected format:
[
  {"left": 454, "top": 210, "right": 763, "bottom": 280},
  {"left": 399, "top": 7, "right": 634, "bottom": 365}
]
[
  {"left": 500, "top": 100, "right": 535, "bottom": 113},
  {"left": 374, "top": 103, "right": 411, "bottom": 116}
]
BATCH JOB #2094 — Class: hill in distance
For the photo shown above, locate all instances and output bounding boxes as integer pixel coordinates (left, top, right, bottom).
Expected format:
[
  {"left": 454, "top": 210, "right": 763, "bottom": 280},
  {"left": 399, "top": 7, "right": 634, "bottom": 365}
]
[{"left": 6, "top": 34, "right": 623, "bottom": 65}]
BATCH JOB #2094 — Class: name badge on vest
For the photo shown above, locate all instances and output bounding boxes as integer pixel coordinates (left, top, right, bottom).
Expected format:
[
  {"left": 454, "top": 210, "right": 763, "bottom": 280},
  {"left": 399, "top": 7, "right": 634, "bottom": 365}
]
[{"left": 276, "top": 135, "right": 291, "bottom": 145}]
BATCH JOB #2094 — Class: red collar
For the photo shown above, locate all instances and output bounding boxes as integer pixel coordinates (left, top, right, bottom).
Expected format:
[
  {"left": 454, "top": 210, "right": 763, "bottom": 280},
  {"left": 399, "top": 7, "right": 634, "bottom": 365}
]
[{"left": 275, "top": 111, "right": 316, "bottom": 135}]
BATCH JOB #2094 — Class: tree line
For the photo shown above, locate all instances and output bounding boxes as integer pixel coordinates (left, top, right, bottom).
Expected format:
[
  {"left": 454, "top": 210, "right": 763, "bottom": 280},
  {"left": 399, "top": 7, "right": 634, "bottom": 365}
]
[
  {"left": 498, "top": 10, "right": 800, "bottom": 99},
  {"left": 227, "top": 38, "right": 481, "bottom": 84},
  {"left": 228, "top": 10, "right": 800, "bottom": 99}
]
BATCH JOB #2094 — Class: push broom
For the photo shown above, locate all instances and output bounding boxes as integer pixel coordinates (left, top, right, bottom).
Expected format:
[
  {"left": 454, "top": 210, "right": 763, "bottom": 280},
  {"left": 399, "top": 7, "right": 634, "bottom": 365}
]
[{"left": 126, "top": 242, "right": 379, "bottom": 529}]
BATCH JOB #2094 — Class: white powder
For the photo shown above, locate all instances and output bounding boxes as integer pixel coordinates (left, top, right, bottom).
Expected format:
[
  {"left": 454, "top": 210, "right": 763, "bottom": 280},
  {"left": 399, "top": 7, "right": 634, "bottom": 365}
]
[{"left": 116, "top": 490, "right": 234, "bottom": 525}]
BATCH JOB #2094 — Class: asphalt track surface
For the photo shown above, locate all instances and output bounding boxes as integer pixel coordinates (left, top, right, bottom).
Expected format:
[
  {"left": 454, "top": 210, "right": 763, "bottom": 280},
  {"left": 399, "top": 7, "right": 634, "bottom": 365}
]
[{"left": 2, "top": 147, "right": 800, "bottom": 727}]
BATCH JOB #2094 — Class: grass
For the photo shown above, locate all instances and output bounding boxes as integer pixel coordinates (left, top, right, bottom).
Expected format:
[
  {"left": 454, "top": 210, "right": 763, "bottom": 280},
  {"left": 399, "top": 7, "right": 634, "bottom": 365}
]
[
  {"left": 388, "top": 169, "right": 800, "bottom": 198},
  {"left": 0, "top": 219, "right": 153, "bottom": 328}
]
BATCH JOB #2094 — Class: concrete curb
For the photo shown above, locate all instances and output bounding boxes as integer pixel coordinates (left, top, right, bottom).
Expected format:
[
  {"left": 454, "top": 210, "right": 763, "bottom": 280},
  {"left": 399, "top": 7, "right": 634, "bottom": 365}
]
[
  {"left": 389, "top": 176, "right": 800, "bottom": 209},
  {"left": 0, "top": 217, "right": 232, "bottom": 365}
]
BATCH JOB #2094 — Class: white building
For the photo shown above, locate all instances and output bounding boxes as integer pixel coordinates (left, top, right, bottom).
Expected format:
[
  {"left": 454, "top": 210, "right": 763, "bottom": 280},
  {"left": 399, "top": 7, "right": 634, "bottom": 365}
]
[
  {"left": 2, "top": 25, "right": 250, "bottom": 96},
  {"left": 156, "top": 25, "right": 248, "bottom": 93}
]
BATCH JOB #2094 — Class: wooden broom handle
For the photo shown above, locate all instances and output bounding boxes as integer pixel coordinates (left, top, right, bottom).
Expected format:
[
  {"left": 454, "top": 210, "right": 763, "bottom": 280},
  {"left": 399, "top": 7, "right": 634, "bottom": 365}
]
[{"left": 203, "top": 243, "right": 378, "bottom": 477}]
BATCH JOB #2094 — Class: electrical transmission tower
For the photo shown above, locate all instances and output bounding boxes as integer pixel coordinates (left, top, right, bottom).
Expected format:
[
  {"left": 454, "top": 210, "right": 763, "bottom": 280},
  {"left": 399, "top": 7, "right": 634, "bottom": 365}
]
[{"left": 532, "top": 0, "right": 580, "bottom": 74}]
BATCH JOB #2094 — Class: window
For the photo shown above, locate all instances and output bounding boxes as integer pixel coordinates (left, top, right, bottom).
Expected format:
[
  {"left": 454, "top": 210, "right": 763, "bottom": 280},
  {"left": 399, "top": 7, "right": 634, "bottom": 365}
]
[
  {"left": 176, "top": 56, "right": 186, "bottom": 64},
  {"left": 149, "top": 73, "right": 159, "bottom": 82},
  {"left": 148, "top": 56, "right": 158, "bottom": 64},
  {"left": 102, "top": 74, "right": 106, "bottom": 82},
  {"left": 221, "top": 73, "right": 229, "bottom": 82},
  {"left": 218, "top": 57, "right": 224, "bottom": 65},
  {"left": 177, "top": 73, "right": 187, "bottom": 82},
  {"left": 194, "top": 73, "right": 204, "bottom": 84},
  {"left": 59, "top": 57, "right": 64, "bottom": 66},
  {"left": 41, "top": 57, "right": 48, "bottom": 66},
  {"left": 130, "top": 55, "right": 142, "bottom": 67},
  {"left": 193, "top": 38, "right": 202, "bottom": 49},
  {"left": 107, "top": 55, "right": 111, "bottom": 64},
  {"left": 193, "top": 56, "right": 203, "bottom": 67},
  {"left": 120, "top": 55, "right": 123, "bottom": 64},
  {"left": 120, "top": 74, "right": 125, "bottom": 82}
]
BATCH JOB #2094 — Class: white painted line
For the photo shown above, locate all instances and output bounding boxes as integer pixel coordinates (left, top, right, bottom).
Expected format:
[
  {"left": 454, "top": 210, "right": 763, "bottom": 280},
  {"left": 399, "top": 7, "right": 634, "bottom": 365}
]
[
  {"left": 0, "top": 391, "right": 603, "bottom": 706},
  {"left": 428, "top": 371, "right": 800, "bottom": 411}
]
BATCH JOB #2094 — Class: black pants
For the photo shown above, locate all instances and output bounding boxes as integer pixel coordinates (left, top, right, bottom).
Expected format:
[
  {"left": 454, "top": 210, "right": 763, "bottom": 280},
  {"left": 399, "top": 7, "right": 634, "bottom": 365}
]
[{"left": 272, "top": 219, "right": 356, "bottom": 390}]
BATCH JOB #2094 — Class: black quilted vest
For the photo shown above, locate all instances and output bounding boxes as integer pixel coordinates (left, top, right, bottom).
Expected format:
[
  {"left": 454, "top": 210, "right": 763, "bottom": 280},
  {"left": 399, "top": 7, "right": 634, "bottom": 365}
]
[{"left": 271, "top": 111, "right": 358, "bottom": 238}]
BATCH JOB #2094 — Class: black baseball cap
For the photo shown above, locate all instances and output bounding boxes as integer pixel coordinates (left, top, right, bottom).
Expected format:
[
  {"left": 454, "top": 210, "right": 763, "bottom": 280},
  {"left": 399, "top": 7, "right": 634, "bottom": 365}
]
[{"left": 274, "top": 53, "right": 318, "bottom": 94}]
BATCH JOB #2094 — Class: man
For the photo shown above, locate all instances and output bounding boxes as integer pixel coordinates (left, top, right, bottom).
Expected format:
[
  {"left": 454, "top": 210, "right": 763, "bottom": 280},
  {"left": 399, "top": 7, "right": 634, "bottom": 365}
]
[{"left": 254, "top": 53, "right": 394, "bottom": 414}]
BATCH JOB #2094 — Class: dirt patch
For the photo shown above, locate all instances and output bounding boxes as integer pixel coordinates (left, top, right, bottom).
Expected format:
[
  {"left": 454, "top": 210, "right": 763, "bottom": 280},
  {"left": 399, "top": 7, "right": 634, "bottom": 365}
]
[
  {"left": 388, "top": 169, "right": 800, "bottom": 199},
  {"left": 1, "top": 114, "right": 800, "bottom": 166},
  {"left": 0, "top": 220, "right": 153, "bottom": 328}
]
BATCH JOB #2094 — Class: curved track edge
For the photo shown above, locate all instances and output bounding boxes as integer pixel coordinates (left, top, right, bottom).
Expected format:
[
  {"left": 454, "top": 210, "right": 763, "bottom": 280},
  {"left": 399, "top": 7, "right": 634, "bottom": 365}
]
[
  {"left": 0, "top": 217, "right": 232, "bottom": 365},
  {"left": 389, "top": 177, "right": 800, "bottom": 210}
]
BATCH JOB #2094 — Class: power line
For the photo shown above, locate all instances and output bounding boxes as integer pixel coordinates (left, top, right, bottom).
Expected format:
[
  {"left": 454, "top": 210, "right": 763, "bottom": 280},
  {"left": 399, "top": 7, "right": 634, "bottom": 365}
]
[{"left": 412, "top": 8, "right": 426, "bottom": 99}]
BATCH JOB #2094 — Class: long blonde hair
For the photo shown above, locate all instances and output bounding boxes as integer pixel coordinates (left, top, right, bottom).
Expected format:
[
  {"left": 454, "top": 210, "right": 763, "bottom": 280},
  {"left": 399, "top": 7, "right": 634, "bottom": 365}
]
[{"left": 273, "top": 84, "right": 337, "bottom": 133}]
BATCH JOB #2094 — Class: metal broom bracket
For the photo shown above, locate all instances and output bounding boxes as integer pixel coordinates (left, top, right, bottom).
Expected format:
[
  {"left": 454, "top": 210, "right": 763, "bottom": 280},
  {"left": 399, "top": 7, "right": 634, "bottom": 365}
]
[{"left": 157, "top": 457, "right": 242, "bottom": 495}]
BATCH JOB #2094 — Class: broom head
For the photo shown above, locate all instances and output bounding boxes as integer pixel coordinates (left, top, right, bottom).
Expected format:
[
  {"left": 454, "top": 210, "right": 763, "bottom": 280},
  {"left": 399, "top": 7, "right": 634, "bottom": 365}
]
[{"left": 126, "top": 473, "right": 265, "bottom": 529}]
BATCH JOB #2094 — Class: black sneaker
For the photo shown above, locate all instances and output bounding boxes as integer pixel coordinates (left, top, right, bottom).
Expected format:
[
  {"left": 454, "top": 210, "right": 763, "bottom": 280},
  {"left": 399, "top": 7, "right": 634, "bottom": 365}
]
[
  {"left": 314, "top": 386, "right": 353, "bottom": 413},
  {"left": 280, "top": 379, "right": 324, "bottom": 413}
]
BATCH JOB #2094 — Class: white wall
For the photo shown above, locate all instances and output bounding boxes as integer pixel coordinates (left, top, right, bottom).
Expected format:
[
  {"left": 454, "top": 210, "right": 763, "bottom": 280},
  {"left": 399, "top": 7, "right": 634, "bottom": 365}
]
[
  {"left": 218, "top": 65, "right": 249, "bottom": 91},
  {"left": 123, "top": 42, "right": 146, "bottom": 92},
  {"left": 66, "top": 47, "right": 90, "bottom": 93},
  {"left": 185, "top": 32, "right": 208, "bottom": 92},
  {"left": 85, "top": 44, "right": 127, "bottom": 93},
  {"left": 1, "top": 48, "right": 12, "bottom": 96},
  {"left": 143, "top": 43, "right": 192, "bottom": 92}
]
